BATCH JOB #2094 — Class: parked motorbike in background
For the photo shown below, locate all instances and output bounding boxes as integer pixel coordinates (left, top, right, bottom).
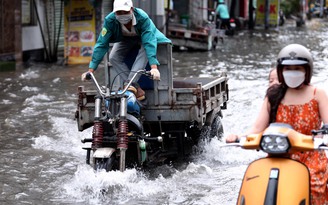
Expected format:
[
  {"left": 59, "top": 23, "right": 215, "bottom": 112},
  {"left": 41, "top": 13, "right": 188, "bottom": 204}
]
[
  {"left": 307, "top": 3, "right": 328, "bottom": 20},
  {"left": 227, "top": 18, "right": 236, "bottom": 35},
  {"left": 224, "top": 123, "right": 328, "bottom": 204}
]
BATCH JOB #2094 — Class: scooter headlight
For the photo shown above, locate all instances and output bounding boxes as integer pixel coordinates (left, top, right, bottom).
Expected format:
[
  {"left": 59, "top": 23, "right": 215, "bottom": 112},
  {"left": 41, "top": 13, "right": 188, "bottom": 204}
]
[{"left": 260, "top": 135, "right": 290, "bottom": 154}]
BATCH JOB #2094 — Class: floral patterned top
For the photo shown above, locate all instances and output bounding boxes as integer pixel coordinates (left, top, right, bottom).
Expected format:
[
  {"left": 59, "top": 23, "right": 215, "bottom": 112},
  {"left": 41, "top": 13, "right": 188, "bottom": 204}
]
[{"left": 276, "top": 91, "right": 328, "bottom": 205}]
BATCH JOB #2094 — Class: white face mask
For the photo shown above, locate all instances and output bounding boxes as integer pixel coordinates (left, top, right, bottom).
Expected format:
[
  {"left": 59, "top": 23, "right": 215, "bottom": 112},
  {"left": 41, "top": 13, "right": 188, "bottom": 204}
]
[
  {"left": 116, "top": 13, "right": 132, "bottom": 24},
  {"left": 282, "top": 70, "right": 305, "bottom": 88}
]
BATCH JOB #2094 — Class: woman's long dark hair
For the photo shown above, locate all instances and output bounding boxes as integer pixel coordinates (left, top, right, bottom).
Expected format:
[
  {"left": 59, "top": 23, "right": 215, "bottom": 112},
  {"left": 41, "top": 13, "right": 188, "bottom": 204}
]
[{"left": 266, "top": 83, "right": 287, "bottom": 123}]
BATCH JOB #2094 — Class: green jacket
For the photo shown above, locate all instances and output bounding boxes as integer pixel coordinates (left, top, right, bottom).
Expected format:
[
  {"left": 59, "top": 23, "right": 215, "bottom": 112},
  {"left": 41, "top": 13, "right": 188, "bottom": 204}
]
[
  {"left": 89, "top": 8, "right": 171, "bottom": 70},
  {"left": 216, "top": 4, "right": 230, "bottom": 20}
]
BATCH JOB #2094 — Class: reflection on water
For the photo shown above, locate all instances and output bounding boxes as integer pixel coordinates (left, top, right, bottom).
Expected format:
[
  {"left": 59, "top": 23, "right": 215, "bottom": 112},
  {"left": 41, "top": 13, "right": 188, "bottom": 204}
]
[{"left": 0, "top": 19, "right": 328, "bottom": 204}]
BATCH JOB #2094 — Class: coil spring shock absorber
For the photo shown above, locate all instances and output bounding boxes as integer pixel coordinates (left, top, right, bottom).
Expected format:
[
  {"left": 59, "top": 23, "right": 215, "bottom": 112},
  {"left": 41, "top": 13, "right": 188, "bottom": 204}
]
[
  {"left": 92, "top": 121, "right": 104, "bottom": 149},
  {"left": 118, "top": 97, "right": 128, "bottom": 171},
  {"left": 92, "top": 96, "right": 103, "bottom": 149},
  {"left": 117, "top": 119, "right": 128, "bottom": 149}
]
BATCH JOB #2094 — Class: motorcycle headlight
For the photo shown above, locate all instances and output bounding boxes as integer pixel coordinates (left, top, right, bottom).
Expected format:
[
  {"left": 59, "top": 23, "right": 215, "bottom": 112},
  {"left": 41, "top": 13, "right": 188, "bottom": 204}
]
[{"left": 260, "top": 135, "right": 290, "bottom": 154}]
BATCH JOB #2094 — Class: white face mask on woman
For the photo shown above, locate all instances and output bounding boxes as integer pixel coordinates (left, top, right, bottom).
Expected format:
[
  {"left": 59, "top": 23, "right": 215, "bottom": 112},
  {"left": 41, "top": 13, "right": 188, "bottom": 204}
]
[
  {"left": 116, "top": 13, "right": 132, "bottom": 24},
  {"left": 282, "top": 70, "right": 305, "bottom": 88}
]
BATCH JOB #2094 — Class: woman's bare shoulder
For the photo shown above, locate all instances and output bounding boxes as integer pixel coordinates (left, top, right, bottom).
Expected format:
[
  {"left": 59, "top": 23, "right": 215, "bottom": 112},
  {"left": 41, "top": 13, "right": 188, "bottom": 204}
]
[{"left": 314, "top": 86, "right": 328, "bottom": 100}]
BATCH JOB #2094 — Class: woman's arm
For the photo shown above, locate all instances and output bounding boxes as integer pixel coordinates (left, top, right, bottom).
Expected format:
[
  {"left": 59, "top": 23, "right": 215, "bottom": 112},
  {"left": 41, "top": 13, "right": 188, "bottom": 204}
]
[
  {"left": 248, "top": 97, "right": 271, "bottom": 134},
  {"left": 317, "top": 88, "right": 328, "bottom": 124},
  {"left": 226, "top": 97, "right": 271, "bottom": 142}
]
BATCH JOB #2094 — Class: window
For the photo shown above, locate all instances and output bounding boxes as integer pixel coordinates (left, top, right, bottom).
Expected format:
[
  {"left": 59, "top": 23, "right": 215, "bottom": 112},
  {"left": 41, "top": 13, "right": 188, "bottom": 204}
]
[{"left": 22, "top": 0, "right": 36, "bottom": 25}]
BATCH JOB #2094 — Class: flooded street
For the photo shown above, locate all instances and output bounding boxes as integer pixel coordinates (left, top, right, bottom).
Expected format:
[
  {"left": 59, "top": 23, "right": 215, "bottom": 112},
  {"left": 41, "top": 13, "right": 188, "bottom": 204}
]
[{"left": 1, "top": 19, "right": 328, "bottom": 204}]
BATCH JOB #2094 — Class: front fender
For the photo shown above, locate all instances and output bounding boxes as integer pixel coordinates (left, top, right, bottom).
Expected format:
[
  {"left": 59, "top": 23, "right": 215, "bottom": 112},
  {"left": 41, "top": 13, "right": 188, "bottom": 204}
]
[
  {"left": 93, "top": 148, "right": 116, "bottom": 158},
  {"left": 127, "top": 113, "right": 142, "bottom": 134}
]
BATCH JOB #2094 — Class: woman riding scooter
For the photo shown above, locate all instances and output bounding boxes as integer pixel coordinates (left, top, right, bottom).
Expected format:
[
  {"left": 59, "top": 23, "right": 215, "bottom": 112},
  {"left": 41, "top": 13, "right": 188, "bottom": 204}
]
[{"left": 227, "top": 44, "right": 328, "bottom": 204}]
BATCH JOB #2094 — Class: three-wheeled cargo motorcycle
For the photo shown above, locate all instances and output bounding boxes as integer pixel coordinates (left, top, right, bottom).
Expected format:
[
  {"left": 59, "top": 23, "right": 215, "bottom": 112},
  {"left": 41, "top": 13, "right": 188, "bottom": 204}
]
[{"left": 75, "top": 43, "right": 229, "bottom": 171}]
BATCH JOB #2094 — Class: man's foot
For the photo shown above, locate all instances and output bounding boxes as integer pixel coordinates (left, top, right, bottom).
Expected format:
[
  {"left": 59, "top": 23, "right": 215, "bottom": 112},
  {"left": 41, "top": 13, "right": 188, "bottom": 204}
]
[{"left": 127, "top": 83, "right": 145, "bottom": 101}]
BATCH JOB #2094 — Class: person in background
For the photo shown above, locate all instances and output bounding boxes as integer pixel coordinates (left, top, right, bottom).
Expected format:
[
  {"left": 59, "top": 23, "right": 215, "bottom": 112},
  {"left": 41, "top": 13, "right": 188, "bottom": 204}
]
[
  {"left": 268, "top": 67, "right": 279, "bottom": 87},
  {"left": 81, "top": 0, "right": 171, "bottom": 101},
  {"left": 226, "top": 44, "right": 328, "bottom": 204},
  {"left": 215, "top": 0, "right": 231, "bottom": 30}
]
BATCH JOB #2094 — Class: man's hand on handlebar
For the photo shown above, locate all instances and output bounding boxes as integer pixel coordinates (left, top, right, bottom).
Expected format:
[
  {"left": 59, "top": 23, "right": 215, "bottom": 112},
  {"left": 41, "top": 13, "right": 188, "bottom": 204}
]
[
  {"left": 81, "top": 69, "right": 94, "bottom": 81},
  {"left": 150, "top": 65, "right": 160, "bottom": 81}
]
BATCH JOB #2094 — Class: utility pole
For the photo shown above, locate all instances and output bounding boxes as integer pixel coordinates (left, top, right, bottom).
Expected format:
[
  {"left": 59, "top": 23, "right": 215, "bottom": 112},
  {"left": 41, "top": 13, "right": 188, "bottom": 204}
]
[
  {"left": 264, "top": 0, "right": 270, "bottom": 29},
  {"left": 248, "top": 0, "right": 254, "bottom": 29},
  {"left": 320, "top": 0, "right": 324, "bottom": 17}
]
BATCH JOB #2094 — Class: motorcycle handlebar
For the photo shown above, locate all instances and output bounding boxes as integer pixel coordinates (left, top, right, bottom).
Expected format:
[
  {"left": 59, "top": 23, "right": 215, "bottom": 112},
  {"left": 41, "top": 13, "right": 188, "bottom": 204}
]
[
  {"left": 87, "top": 69, "right": 151, "bottom": 97},
  {"left": 85, "top": 72, "right": 92, "bottom": 80},
  {"left": 87, "top": 72, "right": 106, "bottom": 96},
  {"left": 121, "top": 70, "right": 150, "bottom": 94},
  {"left": 223, "top": 123, "right": 328, "bottom": 151},
  {"left": 311, "top": 124, "right": 328, "bottom": 135}
]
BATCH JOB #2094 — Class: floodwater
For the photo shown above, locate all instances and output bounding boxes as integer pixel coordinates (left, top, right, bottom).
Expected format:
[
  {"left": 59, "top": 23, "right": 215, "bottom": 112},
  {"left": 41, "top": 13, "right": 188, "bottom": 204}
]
[{"left": 1, "top": 19, "right": 328, "bottom": 205}]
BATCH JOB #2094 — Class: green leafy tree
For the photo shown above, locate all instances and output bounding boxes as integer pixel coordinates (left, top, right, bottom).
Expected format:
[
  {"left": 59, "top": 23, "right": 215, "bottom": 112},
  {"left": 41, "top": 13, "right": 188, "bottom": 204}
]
[{"left": 280, "top": 0, "right": 302, "bottom": 18}]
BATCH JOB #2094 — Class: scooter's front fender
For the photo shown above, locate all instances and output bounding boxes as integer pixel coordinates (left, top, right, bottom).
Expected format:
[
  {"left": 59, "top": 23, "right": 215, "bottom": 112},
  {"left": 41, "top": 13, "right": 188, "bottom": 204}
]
[
  {"left": 93, "top": 147, "right": 116, "bottom": 158},
  {"left": 237, "top": 157, "right": 310, "bottom": 205}
]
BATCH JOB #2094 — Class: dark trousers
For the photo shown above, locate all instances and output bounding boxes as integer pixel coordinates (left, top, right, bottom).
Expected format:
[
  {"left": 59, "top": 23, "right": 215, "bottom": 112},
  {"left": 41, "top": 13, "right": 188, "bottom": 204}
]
[{"left": 220, "top": 18, "right": 231, "bottom": 30}]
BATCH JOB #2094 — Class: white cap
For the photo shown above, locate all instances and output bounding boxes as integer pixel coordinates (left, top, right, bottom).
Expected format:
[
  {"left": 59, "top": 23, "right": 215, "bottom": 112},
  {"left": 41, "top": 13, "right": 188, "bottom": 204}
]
[{"left": 113, "top": 0, "right": 133, "bottom": 12}]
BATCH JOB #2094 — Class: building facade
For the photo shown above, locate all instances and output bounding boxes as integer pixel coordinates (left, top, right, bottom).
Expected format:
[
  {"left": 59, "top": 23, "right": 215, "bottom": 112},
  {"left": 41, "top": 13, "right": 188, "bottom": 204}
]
[
  {"left": 0, "top": 0, "right": 22, "bottom": 70},
  {"left": 0, "top": 0, "right": 251, "bottom": 70}
]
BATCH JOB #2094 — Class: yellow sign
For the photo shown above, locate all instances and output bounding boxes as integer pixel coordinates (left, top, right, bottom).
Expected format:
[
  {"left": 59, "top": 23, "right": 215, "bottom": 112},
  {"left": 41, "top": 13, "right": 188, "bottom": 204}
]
[
  {"left": 64, "top": 0, "right": 95, "bottom": 64},
  {"left": 256, "top": 0, "right": 279, "bottom": 27}
]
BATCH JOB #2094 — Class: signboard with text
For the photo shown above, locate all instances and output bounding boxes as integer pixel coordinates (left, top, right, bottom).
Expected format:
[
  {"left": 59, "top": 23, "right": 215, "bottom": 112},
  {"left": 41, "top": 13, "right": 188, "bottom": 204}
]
[
  {"left": 64, "top": 0, "right": 96, "bottom": 64},
  {"left": 255, "top": 0, "right": 279, "bottom": 27}
]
